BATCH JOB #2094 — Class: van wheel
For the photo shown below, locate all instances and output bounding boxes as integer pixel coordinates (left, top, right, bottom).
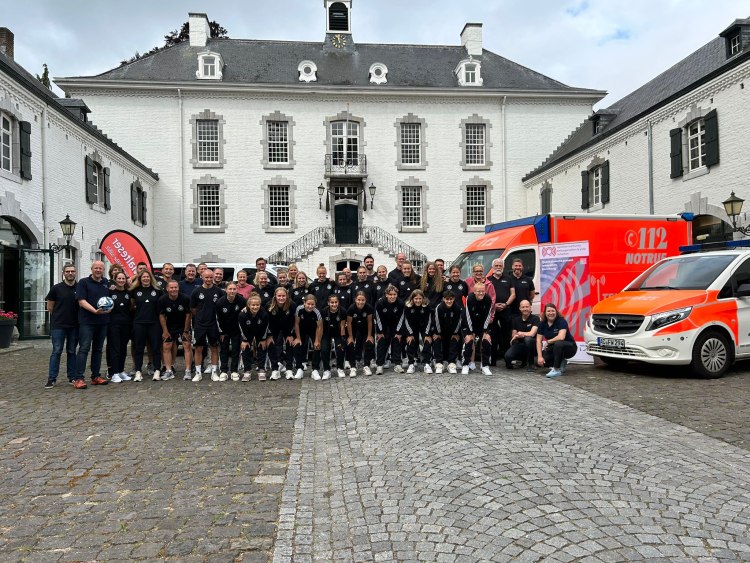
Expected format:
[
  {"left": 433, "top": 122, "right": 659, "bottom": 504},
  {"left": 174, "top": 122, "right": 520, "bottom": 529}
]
[
  {"left": 600, "top": 356, "right": 628, "bottom": 369},
  {"left": 691, "top": 330, "right": 731, "bottom": 379}
]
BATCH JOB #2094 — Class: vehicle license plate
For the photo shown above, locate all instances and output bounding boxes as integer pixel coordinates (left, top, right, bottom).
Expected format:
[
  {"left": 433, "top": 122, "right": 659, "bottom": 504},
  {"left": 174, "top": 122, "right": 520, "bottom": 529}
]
[{"left": 598, "top": 337, "right": 625, "bottom": 348}]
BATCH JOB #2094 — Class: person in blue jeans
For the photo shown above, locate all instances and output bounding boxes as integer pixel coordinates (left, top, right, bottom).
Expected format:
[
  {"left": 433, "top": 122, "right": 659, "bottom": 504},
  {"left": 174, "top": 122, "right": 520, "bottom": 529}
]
[
  {"left": 536, "top": 303, "right": 577, "bottom": 378},
  {"left": 74, "top": 261, "right": 111, "bottom": 389},
  {"left": 44, "top": 263, "right": 79, "bottom": 388}
]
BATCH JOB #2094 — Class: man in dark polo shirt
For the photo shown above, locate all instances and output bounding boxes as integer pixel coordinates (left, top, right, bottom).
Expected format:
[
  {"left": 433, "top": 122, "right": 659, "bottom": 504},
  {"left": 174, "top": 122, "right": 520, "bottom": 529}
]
[
  {"left": 488, "top": 258, "right": 515, "bottom": 365},
  {"left": 387, "top": 252, "right": 407, "bottom": 285},
  {"left": 45, "top": 263, "right": 79, "bottom": 388},
  {"left": 509, "top": 258, "right": 536, "bottom": 316},
  {"left": 74, "top": 261, "right": 111, "bottom": 389}
]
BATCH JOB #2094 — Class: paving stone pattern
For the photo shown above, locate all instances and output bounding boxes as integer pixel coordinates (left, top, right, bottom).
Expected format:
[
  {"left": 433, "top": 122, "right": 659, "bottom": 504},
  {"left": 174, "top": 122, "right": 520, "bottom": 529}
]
[{"left": 274, "top": 373, "right": 750, "bottom": 562}]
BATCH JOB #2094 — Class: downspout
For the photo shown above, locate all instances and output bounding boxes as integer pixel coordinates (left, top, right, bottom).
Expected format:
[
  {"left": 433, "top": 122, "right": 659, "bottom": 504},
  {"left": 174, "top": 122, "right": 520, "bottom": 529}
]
[
  {"left": 647, "top": 120, "right": 654, "bottom": 214},
  {"left": 178, "top": 88, "right": 185, "bottom": 259},
  {"left": 41, "top": 105, "right": 48, "bottom": 248},
  {"left": 501, "top": 95, "right": 508, "bottom": 220}
]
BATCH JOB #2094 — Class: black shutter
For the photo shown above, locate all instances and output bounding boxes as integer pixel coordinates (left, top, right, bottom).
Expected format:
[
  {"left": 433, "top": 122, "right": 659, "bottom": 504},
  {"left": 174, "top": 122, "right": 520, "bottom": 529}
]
[
  {"left": 130, "top": 183, "right": 138, "bottom": 221},
  {"left": 141, "top": 191, "right": 147, "bottom": 226},
  {"left": 601, "top": 160, "right": 610, "bottom": 204},
  {"left": 85, "top": 156, "right": 97, "bottom": 203},
  {"left": 541, "top": 186, "right": 551, "bottom": 214},
  {"left": 669, "top": 128, "right": 683, "bottom": 178},
  {"left": 704, "top": 110, "right": 719, "bottom": 167},
  {"left": 19, "top": 121, "right": 32, "bottom": 180},
  {"left": 580, "top": 170, "right": 590, "bottom": 210},
  {"left": 103, "top": 167, "right": 111, "bottom": 210}
]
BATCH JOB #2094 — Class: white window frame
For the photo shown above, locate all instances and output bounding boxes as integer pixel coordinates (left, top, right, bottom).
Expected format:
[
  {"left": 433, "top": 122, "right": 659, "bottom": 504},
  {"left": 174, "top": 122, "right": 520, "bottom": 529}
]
[
  {"left": 465, "top": 185, "right": 486, "bottom": 228},
  {"left": 298, "top": 60, "right": 318, "bottom": 83},
  {"left": 591, "top": 166, "right": 602, "bottom": 206},
  {"left": 267, "top": 121, "right": 289, "bottom": 164},
  {"left": 455, "top": 59, "right": 483, "bottom": 86},
  {"left": 0, "top": 112, "right": 11, "bottom": 173},
  {"left": 196, "top": 119, "right": 219, "bottom": 164},
  {"left": 401, "top": 186, "right": 423, "bottom": 229},
  {"left": 197, "top": 184, "right": 221, "bottom": 228},
  {"left": 268, "top": 185, "right": 291, "bottom": 228},
  {"left": 400, "top": 123, "right": 421, "bottom": 166},
  {"left": 465, "top": 124, "right": 485, "bottom": 166},
  {"left": 92, "top": 160, "right": 105, "bottom": 210},
  {"left": 688, "top": 119, "right": 706, "bottom": 172},
  {"left": 331, "top": 120, "right": 359, "bottom": 165},
  {"left": 460, "top": 176, "right": 493, "bottom": 231},
  {"left": 730, "top": 34, "right": 741, "bottom": 56},
  {"left": 196, "top": 51, "right": 224, "bottom": 80},
  {"left": 369, "top": 63, "right": 388, "bottom": 85}
]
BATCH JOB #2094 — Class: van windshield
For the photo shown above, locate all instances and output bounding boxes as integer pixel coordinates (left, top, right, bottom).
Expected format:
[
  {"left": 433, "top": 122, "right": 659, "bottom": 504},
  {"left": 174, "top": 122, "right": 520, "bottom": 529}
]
[
  {"left": 451, "top": 250, "right": 504, "bottom": 279},
  {"left": 628, "top": 254, "right": 737, "bottom": 291}
]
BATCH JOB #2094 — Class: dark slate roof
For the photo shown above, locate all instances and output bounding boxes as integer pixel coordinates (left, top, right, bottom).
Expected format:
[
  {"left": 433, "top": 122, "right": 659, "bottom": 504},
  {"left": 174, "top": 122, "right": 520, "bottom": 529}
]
[
  {"left": 524, "top": 23, "right": 750, "bottom": 181},
  {"left": 0, "top": 52, "right": 158, "bottom": 180},
  {"left": 63, "top": 38, "right": 600, "bottom": 93}
]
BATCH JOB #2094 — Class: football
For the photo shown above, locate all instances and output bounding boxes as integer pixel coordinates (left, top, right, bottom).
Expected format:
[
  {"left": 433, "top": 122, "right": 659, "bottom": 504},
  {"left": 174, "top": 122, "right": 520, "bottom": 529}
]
[{"left": 97, "top": 296, "right": 114, "bottom": 311}]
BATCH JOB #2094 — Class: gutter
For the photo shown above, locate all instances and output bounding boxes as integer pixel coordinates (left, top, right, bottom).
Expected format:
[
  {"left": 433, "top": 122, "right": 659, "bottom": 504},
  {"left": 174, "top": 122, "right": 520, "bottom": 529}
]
[
  {"left": 647, "top": 120, "right": 654, "bottom": 214},
  {"left": 178, "top": 88, "right": 185, "bottom": 260},
  {"left": 501, "top": 95, "right": 507, "bottom": 220}
]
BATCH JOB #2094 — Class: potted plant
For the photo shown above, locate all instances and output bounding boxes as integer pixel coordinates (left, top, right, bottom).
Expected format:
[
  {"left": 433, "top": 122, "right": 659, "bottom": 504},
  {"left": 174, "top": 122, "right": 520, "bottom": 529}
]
[{"left": 0, "top": 310, "right": 18, "bottom": 349}]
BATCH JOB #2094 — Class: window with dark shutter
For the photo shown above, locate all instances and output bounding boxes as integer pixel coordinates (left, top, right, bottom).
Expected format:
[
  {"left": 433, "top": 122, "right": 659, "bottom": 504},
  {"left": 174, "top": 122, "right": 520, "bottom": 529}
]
[
  {"left": 85, "top": 156, "right": 97, "bottom": 203},
  {"left": 601, "top": 160, "right": 610, "bottom": 204},
  {"left": 704, "top": 110, "right": 719, "bottom": 167},
  {"left": 669, "top": 128, "right": 683, "bottom": 178},
  {"left": 141, "top": 191, "right": 147, "bottom": 226},
  {"left": 130, "top": 182, "right": 138, "bottom": 221},
  {"left": 103, "top": 167, "right": 111, "bottom": 210},
  {"left": 541, "top": 185, "right": 552, "bottom": 214},
  {"left": 19, "top": 121, "right": 32, "bottom": 180},
  {"left": 580, "top": 170, "right": 590, "bottom": 210}
]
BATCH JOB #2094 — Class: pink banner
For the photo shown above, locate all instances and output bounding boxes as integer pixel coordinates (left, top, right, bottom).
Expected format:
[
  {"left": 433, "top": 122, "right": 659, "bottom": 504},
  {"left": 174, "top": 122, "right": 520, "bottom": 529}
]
[{"left": 99, "top": 230, "right": 153, "bottom": 278}]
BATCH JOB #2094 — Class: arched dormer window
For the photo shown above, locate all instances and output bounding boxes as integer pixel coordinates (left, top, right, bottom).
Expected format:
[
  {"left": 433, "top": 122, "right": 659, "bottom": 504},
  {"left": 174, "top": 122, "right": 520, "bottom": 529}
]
[
  {"left": 196, "top": 50, "right": 224, "bottom": 80},
  {"left": 455, "top": 59, "right": 483, "bottom": 87},
  {"left": 369, "top": 63, "right": 388, "bottom": 85},
  {"left": 328, "top": 2, "right": 350, "bottom": 32},
  {"left": 298, "top": 60, "right": 318, "bottom": 83}
]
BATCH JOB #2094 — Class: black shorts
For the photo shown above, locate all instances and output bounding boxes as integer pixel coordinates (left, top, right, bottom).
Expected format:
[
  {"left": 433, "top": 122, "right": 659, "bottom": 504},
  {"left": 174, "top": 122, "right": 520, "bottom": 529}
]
[{"left": 193, "top": 325, "right": 219, "bottom": 347}]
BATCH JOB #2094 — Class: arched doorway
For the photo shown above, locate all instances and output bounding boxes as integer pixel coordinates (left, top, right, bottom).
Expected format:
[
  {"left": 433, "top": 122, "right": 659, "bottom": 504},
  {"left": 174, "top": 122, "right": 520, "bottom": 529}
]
[
  {"left": 0, "top": 216, "right": 53, "bottom": 339},
  {"left": 692, "top": 214, "right": 733, "bottom": 243}
]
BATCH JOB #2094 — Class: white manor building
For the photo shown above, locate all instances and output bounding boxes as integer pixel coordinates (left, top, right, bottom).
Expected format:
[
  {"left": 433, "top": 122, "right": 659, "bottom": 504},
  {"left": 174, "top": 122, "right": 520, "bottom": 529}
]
[
  {"left": 523, "top": 18, "right": 750, "bottom": 243},
  {"left": 57, "top": 3, "right": 604, "bottom": 274}
]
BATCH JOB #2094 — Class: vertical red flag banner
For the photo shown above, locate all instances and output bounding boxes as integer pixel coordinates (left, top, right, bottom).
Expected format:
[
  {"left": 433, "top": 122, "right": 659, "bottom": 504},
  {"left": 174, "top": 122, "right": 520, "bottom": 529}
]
[{"left": 99, "top": 230, "right": 153, "bottom": 278}]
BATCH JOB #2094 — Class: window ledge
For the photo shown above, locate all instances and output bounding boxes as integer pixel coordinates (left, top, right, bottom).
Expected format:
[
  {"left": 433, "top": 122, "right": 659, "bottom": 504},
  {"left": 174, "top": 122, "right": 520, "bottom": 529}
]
[
  {"left": 193, "top": 226, "right": 226, "bottom": 234},
  {"left": 89, "top": 204, "right": 107, "bottom": 215},
  {"left": 194, "top": 162, "right": 223, "bottom": 169},
  {"left": 0, "top": 169, "right": 22, "bottom": 184},
  {"left": 263, "top": 163, "right": 295, "bottom": 170},
  {"left": 682, "top": 167, "right": 710, "bottom": 182},
  {"left": 396, "top": 164, "right": 427, "bottom": 171},
  {"left": 399, "top": 227, "right": 426, "bottom": 233},
  {"left": 464, "top": 225, "right": 485, "bottom": 232},
  {"left": 587, "top": 202, "right": 605, "bottom": 212},
  {"left": 462, "top": 165, "right": 491, "bottom": 171},
  {"left": 266, "top": 226, "right": 294, "bottom": 233}
]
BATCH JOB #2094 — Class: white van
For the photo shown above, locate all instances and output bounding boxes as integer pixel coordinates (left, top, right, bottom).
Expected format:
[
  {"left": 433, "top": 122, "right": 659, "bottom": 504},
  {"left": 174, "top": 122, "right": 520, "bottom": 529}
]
[{"left": 152, "top": 262, "right": 283, "bottom": 285}]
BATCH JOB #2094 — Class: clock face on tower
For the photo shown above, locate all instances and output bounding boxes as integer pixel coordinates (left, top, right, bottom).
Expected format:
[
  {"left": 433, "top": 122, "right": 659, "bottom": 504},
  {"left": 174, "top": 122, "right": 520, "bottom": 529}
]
[{"left": 332, "top": 34, "right": 347, "bottom": 48}]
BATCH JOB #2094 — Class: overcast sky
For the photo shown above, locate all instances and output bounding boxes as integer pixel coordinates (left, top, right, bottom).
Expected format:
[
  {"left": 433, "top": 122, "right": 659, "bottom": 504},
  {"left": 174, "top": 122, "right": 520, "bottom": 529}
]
[{"left": 4, "top": 0, "right": 747, "bottom": 107}]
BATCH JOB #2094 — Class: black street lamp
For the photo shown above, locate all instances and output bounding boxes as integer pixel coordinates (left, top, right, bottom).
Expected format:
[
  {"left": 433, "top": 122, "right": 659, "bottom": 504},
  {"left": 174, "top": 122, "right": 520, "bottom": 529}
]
[
  {"left": 368, "top": 183, "right": 377, "bottom": 209},
  {"left": 722, "top": 192, "right": 750, "bottom": 236},
  {"left": 49, "top": 215, "right": 77, "bottom": 253}
]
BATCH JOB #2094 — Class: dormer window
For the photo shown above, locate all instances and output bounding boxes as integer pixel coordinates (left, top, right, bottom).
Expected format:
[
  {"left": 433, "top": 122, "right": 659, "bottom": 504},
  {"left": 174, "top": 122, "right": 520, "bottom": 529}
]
[
  {"left": 369, "top": 63, "right": 388, "bottom": 85},
  {"left": 298, "top": 60, "right": 317, "bottom": 83},
  {"left": 730, "top": 34, "right": 741, "bottom": 56},
  {"left": 455, "top": 59, "right": 483, "bottom": 87},
  {"left": 196, "top": 51, "right": 223, "bottom": 80},
  {"left": 327, "top": 1, "right": 350, "bottom": 32}
]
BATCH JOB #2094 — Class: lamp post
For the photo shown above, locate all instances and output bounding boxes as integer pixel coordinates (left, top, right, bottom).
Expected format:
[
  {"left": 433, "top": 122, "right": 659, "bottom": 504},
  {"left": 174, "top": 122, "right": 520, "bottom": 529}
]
[
  {"left": 368, "top": 183, "right": 377, "bottom": 209},
  {"left": 49, "top": 215, "right": 77, "bottom": 253},
  {"left": 722, "top": 192, "right": 750, "bottom": 236},
  {"left": 317, "top": 184, "right": 326, "bottom": 209}
]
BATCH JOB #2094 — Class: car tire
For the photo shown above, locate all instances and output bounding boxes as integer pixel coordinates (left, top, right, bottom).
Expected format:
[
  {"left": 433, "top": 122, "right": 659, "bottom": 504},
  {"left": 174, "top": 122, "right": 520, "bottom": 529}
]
[
  {"left": 600, "top": 356, "right": 629, "bottom": 370},
  {"left": 691, "top": 330, "right": 732, "bottom": 379}
]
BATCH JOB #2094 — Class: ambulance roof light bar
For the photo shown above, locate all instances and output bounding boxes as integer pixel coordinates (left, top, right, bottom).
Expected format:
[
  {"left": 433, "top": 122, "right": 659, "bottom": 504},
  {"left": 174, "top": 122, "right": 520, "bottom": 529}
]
[{"left": 679, "top": 239, "right": 750, "bottom": 254}]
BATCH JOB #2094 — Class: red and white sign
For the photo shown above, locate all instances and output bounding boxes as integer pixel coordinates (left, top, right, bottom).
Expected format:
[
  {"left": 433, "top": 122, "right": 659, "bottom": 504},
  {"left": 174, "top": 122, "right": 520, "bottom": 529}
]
[{"left": 99, "top": 230, "right": 153, "bottom": 277}]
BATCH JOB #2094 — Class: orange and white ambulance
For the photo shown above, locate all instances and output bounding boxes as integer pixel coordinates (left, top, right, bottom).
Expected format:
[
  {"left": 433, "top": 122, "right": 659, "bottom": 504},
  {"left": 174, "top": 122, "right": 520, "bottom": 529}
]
[
  {"left": 585, "top": 241, "right": 750, "bottom": 378},
  {"left": 453, "top": 213, "right": 693, "bottom": 362}
]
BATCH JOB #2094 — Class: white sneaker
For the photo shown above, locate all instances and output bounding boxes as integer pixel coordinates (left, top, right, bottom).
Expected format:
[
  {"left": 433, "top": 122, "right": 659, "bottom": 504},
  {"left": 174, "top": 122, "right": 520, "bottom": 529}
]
[
  {"left": 469, "top": 362, "right": 476, "bottom": 370},
  {"left": 337, "top": 368, "right": 345, "bottom": 378},
  {"left": 435, "top": 363, "right": 444, "bottom": 374},
  {"left": 152, "top": 370, "right": 161, "bottom": 381},
  {"left": 231, "top": 372, "right": 240, "bottom": 381},
  {"left": 393, "top": 364, "right": 404, "bottom": 374},
  {"left": 424, "top": 364, "right": 433, "bottom": 374},
  {"left": 406, "top": 364, "right": 415, "bottom": 374},
  {"left": 285, "top": 369, "right": 294, "bottom": 380},
  {"left": 242, "top": 372, "right": 251, "bottom": 382},
  {"left": 270, "top": 370, "right": 281, "bottom": 380},
  {"left": 363, "top": 366, "right": 372, "bottom": 376},
  {"left": 119, "top": 372, "right": 132, "bottom": 381},
  {"left": 258, "top": 371, "right": 267, "bottom": 381},
  {"left": 349, "top": 367, "right": 357, "bottom": 378},
  {"left": 294, "top": 369, "right": 304, "bottom": 380},
  {"left": 203, "top": 364, "right": 212, "bottom": 373},
  {"left": 311, "top": 370, "right": 321, "bottom": 381},
  {"left": 211, "top": 370, "right": 220, "bottom": 382},
  {"left": 134, "top": 371, "right": 143, "bottom": 382},
  {"left": 161, "top": 370, "right": 175, "bottom": 381},
  {"left": 111, "top": 373, "right": 123, "bottom": 383},
  {"left": 192, "top": 373, "right": 203, "bottom": 382},
  {"left": 448, "top": 363, "right": 457, "bottom": 374},
  {"left": 481, "top": 366, "right": 492, "bottom": 376},
  {"left": 219, "top": 372, "right": 228, "bottom": 382},
  {"left": 461, "top": 365, "right": 470, "bottom": 375},
  {"left": 322, "top": 370, "right": 331, "bottom": 380},
  {"left": 183, "top": 370, "right": 192, "bottom": 381},
  {"left": 375, "top": 366, "right": 383, "bottom": 375}
]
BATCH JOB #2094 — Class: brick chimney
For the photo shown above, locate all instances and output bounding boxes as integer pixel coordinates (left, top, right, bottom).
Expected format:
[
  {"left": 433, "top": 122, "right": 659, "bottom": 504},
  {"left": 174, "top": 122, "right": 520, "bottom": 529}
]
[
  {"left": 0, "top": 28, "right": 14, "bottom": 60},
  {"left": 188, "top": 13, "right": 210, "bottom": 47}
]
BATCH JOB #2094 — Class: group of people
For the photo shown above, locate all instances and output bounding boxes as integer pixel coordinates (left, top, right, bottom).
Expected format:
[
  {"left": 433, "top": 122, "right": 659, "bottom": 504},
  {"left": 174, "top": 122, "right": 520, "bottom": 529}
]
[{"left": 44, "top": 253, "right": 578, "bottom": 389}]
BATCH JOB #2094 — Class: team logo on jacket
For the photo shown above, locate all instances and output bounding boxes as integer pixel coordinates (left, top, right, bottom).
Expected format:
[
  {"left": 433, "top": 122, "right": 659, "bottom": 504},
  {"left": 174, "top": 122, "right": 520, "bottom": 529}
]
[
  {"left": 166, "top": 307, "right": 172, "bottom": 313},
  {"left": 178, "top": 305, "right": 184, "bottom": 311},
  {"left": 199, "top": 293, "right": 205, "bottom": 300},
  {"left": 213, "top": 294, "right": 219, "bottom": 302},
  {"left": 112, "top": 295, "right": 117, "bottom": 300},
  {"left": 222, "top": 307, "right": 228, "bottom": 313},
  {"left": 136, "top": 291, "right": 142, "bottom": 297},
  {"left": 151, "top": 290, "right": 157, "bottom": 297}
]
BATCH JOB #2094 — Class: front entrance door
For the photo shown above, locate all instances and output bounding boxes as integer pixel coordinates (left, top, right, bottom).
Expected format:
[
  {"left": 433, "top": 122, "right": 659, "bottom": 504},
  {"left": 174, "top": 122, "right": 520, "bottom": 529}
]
[
  {"left": 335, "top": 203, "right": 359, "bottom": 244},
  {"left": 18, "top": 248, "right": 53, "bottom": 338}
]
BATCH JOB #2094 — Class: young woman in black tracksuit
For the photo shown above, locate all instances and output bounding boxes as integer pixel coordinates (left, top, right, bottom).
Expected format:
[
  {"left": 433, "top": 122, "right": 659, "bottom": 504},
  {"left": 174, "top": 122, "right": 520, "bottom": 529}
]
[
  {"left": 461, "top": 283, "right": 494, "bottom": 375},
  {"left": 395, "top": 261, "right": 421, "bottom": 301},
  {"left": 374, "top": 285, "right": 405, "bottom": 374},
  {"left": 420, "top": 261, "right": 445, "bottom": 310},
  {"left": 216, "top": 282, "right": 243, "bottom": 380},
  {"left": 402, "top": 289, "right": 434, "bottom": 374},
  {"left": 238, "top": 293, "right": 270, "bottom": 382},
  {"left": 321, "top": 294, "right": 347, "bottom": 379},
  {"left": 352, "top": 267, "right": 376, "bottom": 306},
  {"left": 346, "top": 291, "right": 375, "bottom": 377},
  {"left": 432, "top": 290, "right": 463, "bottom": 374},
  {"left": 333, "top": 272, "right": 354, "bottom": 311},
  {"left": 372, "top": 266, "right": 391, "bottom": 304},
  {"left": 291, "top": 272, "right": 309, "bottom": 307},
  {"left": 445, "top": 265, "right": 469, "bottom": 303},
  {"left": 130, "top": 270, "right": 163, "bottom": 381},
  {"left": 293, "top": 294, "right": 323, "bottom": 380},
  {"left": 267, "top": 287, "right": 295, "bottom": 381},
  {"left": 107, "top": 272, "right": 132, "bottom": 381},
  {"left": 254, "top": 272, "right": 275, "bottom": 308}
]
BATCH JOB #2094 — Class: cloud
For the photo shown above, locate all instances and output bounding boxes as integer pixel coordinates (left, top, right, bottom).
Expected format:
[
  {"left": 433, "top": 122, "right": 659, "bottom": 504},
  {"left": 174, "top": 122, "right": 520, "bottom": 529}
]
[
  {"left": 599, "top": 28, "right": 631, "bottom": 44},
  {"left": 566, "top": 1, "right": 590, "bottom": 17}
]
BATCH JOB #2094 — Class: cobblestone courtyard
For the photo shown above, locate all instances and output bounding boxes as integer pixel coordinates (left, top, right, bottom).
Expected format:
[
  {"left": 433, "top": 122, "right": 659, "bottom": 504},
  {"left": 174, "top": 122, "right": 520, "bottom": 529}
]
[{"left": 2, "top": 345, "right": 750, "bottom": 561}]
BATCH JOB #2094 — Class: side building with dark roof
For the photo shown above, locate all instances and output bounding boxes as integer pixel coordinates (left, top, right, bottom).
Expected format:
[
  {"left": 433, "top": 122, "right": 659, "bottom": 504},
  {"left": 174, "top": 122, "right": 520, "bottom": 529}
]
[
  {"left": 56, "top": 4, "right": 603, "bottom": 273},
  {"left": 0, "top": 28, "right": 158, "bottom": 339},
  {"left": 523, "top": 17, "right": 750, "bottom": 244}
]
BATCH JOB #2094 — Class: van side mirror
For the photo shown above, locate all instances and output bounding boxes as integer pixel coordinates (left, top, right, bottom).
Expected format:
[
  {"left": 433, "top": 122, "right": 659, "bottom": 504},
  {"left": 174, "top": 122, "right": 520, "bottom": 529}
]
[{"left": 736, "top": 283, "right": 750, "bottom": 297}]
